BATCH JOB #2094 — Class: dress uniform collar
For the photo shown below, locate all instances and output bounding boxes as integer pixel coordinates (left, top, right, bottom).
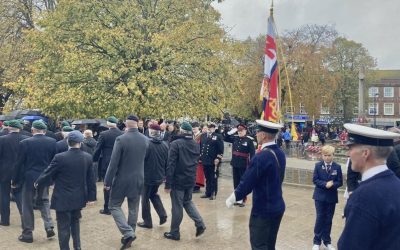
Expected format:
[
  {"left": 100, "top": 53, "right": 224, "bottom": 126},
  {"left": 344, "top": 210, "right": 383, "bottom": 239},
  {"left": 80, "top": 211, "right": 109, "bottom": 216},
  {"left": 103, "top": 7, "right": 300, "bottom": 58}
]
[
  {"left": 261, "top": 141, "right": 276, "bottom": 150},
  {"left": 362, "top": 165, "right": 388, "bottom": 182}
]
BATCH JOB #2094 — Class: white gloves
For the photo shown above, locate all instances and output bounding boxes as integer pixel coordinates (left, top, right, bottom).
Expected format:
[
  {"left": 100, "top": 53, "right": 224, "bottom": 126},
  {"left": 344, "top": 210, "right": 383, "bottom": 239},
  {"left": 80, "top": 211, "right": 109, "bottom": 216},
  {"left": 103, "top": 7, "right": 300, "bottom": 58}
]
[
  {"left": 227, "top": 128, "right": 238, "bottom": 135},
  {"left": 226, "top": 192, "right": 236, "bottom": 208}
]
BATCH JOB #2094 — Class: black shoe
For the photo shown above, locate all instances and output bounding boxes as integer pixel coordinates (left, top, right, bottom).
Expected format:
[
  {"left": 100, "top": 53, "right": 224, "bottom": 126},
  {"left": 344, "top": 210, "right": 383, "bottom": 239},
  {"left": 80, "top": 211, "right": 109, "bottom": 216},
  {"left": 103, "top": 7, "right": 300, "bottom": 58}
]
[
  {"left": 18, "top": 235, "right": 33, "bottom": 243},
  {"left": 46, "top": 228, "right": 55, "bottom": 238},
  {"left": 120, "top": 236, "right": 136, "bottom": 250},
  {"left": 209, "top": 195, "right": 216, "bottom": 200},
  {"left": 196, "top": 226, "right": 206, "bottom": 237},
  {"left": 99, "top": 209, "right": 111, "bottom": 215},
  {"left": 137, "top": 222, "right": 152, "bottom": 229},
  {"left": 0, "top": 222, "right": 10, "bottom": 226},
  {"left": 163, "top": 232, "right": 180, "bottom": 241},
  {"left": 200, "top": 195, "right": 210, "bottom": 199},
  {"left": 159, "top": 216, "right": 167, "bottom": 225}
]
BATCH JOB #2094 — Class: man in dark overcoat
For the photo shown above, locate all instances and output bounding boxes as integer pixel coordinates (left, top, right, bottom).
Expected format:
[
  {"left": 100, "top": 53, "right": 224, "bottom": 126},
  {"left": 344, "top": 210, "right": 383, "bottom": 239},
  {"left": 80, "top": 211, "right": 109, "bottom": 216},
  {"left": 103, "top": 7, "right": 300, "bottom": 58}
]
[
  {"left": 164, "top": 122, "right": 206, "bottom": 241},
  {"left": 13, "top": 120, "right": 56, "bottom": 243},
  {"left": 93, "top": 116, "right": 123, "bottom": 215},
  {"left": 35, "top": 131, "right": 96, "bottom": 250},
  {"left": 137, "top": 123, "right": 168, "bottom": 229},
  {"left": 0, "top": 120, "right": 29, "bottom": 226}
]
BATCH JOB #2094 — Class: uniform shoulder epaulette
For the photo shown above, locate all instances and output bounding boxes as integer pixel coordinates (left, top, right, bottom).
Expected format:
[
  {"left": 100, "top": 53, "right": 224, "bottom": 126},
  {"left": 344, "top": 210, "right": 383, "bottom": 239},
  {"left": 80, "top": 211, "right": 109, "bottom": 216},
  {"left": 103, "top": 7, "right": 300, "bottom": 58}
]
[{"left": 247, "top": 135, "right": 254, "bottom": 140}]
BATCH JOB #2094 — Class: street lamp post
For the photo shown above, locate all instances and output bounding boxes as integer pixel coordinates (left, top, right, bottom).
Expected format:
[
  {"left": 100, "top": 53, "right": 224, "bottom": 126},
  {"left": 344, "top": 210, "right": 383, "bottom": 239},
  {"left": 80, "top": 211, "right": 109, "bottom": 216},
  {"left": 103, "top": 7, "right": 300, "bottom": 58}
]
[{"left": 373, "top": 93, "right": 378, "bottom": 128}]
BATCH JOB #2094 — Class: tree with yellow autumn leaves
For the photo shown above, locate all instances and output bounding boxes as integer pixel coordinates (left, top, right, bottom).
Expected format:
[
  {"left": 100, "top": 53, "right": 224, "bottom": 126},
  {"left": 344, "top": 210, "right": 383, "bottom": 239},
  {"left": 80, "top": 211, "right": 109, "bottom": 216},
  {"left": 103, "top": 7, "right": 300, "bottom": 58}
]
[{"left": 6, "top": 0, "right": 241, "bottom": 119}]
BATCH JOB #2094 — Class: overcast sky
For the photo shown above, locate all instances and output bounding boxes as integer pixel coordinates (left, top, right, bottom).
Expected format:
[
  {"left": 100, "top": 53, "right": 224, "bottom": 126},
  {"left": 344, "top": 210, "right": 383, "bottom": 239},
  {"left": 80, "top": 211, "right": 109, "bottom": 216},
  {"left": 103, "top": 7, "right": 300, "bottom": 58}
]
[{"left": 213, "top": 0, "right": 400, "bottom": 69}]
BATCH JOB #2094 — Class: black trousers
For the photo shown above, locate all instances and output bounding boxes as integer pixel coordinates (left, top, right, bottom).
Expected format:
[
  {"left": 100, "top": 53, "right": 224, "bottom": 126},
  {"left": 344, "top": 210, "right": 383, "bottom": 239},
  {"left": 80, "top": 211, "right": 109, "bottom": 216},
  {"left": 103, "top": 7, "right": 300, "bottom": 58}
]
[
  {"left": 249, "top": 213, "right": 283, "bottom": 250},
  {"left": 56, "top": 210, "right": 82, "bottom": 250},
  {"left": 141, "top": 184, "right": 167, "bottom": 226},
  {"left": 232, "top": 167, "right": 247, "bottom": 202},
  {"left": 1, "top": 183, "right": 22, "bottom": 227},
  {"left": 203, "top": 165, "right": 217, "bottom": 197},
  {"left": 103, "top": 188, "right": 110, "bottom": 211},
  {"left": 0, "top": 181, "right": 11, "bottom": 224},
  {"left": 313, "top": 200, "right": 336, "bottom": 245},
  {"left": 232, "top": 167, "right": 246, "bottom": 189}
]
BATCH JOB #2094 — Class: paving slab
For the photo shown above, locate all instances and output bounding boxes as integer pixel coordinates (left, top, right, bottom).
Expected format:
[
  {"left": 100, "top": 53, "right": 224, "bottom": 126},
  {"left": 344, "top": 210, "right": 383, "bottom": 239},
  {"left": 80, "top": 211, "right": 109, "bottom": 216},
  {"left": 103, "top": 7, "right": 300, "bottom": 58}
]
[{"left": 0, "top": 172, "right": 347, "bottom": 250}]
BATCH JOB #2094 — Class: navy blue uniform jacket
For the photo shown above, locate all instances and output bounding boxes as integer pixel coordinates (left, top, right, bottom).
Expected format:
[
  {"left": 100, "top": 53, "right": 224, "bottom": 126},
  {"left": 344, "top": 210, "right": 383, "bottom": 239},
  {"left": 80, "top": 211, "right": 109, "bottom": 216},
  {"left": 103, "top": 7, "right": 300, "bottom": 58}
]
[
  {"left": 338, "top": 170, "right": 400, "bottom": 249},
  {"left": 36, "top": 148, "right": 96, "bottom": 211},
  {"left": 312, "top": 161, "right": 343, "bottom": 203},
  {"left": 200, "top": 132, "right": 224, "bottom": 166},
  {"left": 0, "top": 132, "right": 29, "bottom": 182},
  {"left": 13, "top": 134, "right": 56, "bottom": 187},
  {"left": 93, "top": 127, "right": 123, "bottom": 171},
  {"left": 235, "top": 144, "right": 286, "bottom": 218}
]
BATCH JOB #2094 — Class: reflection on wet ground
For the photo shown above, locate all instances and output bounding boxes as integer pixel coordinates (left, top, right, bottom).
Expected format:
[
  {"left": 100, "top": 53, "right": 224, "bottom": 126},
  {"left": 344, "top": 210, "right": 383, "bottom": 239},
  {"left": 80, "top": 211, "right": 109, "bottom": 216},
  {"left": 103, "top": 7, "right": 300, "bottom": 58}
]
[{"left": 0, "top": 176, "right": 345, "bottom": 250}]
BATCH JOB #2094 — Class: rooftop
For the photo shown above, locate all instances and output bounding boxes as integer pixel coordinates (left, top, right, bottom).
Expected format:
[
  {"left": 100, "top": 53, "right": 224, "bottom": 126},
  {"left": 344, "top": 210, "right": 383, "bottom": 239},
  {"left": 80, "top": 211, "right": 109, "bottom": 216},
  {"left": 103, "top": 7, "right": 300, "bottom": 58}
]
[{"left": 371, "top": 70, "right": 400, "bottom": 80}]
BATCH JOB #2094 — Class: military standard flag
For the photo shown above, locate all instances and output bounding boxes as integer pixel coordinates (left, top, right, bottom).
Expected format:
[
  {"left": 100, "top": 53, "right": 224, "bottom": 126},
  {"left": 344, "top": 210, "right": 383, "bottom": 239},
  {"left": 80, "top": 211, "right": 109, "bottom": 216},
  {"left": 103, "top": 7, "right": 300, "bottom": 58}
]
[{"left": 260, "top": 14, "right": 279, "bottom": 122}]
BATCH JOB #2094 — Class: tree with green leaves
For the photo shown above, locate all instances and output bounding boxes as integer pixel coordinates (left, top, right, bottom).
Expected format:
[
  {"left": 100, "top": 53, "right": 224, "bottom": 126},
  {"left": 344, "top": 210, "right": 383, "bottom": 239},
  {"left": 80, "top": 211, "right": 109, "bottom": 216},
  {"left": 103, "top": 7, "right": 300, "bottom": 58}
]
[
  {"left": 327, "top": 37, "right": 376, "bottom": 122},
  {"left": 8, "top": 0, "right": 240, "bottom": 119},
  {"left": 0, "top": 0, "right": 57, "bottom": 112}
]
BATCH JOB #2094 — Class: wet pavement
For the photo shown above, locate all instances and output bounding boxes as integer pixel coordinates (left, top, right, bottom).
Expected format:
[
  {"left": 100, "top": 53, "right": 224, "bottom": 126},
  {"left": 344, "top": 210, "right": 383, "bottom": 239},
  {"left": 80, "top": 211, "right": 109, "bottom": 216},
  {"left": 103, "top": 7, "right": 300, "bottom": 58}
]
[{"left": 0, "top": 175, "right": 346, "bottom": 250}]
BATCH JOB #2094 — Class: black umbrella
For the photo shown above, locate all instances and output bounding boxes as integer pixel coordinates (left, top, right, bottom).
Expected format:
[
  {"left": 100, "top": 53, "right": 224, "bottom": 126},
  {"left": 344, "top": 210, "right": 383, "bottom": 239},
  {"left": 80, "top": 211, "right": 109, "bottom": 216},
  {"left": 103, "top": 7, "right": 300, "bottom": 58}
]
[
  {"left": 10, "top": 109, "right": 44, "bottom": 119},
  {"left": 71, "top": 119, "right": 100, "bottom": 125},
  {"left": 96, "top": 119, "right": 108, "bottom": 128}
]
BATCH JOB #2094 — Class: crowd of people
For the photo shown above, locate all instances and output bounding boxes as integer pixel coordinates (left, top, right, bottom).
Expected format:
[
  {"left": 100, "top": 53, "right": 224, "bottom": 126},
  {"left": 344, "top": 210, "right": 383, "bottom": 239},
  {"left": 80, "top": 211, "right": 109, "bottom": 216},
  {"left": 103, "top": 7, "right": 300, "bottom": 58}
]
[{"left": 1, "top": 116, "right": 400, "bottom": 250}]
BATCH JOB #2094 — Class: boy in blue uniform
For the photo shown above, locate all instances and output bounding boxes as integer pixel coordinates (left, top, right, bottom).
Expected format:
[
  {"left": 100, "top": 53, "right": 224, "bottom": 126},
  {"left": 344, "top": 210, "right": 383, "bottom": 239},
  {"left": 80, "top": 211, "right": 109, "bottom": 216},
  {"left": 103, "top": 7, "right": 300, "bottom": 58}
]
[
  {"left": 226, "top": 120, "right": 286, "bottom": 250},
  {"left": 312, "top": 145, "right": 342, "bottom": 250},
  {"left": 338, "top": 123, "right": 400, "bottom": 250}
]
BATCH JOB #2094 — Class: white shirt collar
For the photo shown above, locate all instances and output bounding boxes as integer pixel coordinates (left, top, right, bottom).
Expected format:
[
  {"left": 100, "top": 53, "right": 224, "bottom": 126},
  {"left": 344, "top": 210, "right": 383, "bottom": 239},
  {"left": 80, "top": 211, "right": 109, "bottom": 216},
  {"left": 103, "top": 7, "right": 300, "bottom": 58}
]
[
  {"left": 324, "top": 162, "right": 332, "bottom": 166},
  {"left": 362, "top": 165, "right": 388, "bottom": 181},
  {"left": 261, "top": 141, "right": 276, "bottom": 149}
]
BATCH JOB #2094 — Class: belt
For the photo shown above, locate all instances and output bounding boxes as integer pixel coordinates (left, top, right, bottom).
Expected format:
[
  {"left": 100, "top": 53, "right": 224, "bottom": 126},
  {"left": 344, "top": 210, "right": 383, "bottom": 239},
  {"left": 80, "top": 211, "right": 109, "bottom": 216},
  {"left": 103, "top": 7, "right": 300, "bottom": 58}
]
[{"left": 233, "top": 151, "right": 249, "bottom": 158}]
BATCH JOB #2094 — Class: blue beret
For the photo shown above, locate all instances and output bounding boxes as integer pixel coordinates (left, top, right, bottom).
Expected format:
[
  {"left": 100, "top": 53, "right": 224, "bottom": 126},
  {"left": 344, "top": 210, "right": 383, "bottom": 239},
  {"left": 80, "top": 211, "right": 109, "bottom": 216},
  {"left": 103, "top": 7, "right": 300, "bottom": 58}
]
[
  {"left": 126, "top": 115, "right": 139, "bottom": 122},
  {"left": 67, "top": 130, "right": 84, "bottom": 143}
]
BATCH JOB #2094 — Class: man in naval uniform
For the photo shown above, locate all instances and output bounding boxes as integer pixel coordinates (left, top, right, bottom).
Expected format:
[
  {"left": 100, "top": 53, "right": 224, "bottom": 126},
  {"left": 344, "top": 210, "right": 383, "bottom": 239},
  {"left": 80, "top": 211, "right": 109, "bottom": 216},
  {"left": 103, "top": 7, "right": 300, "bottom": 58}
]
[
  {"left": 338, "top": 124, "right": 400, "bottom": 249},
  {"left": 200, "top": 123, "right": 224, "bottom": 200},
  {"left": 226, "top": 120, "right": 286, "bottom": 250}
]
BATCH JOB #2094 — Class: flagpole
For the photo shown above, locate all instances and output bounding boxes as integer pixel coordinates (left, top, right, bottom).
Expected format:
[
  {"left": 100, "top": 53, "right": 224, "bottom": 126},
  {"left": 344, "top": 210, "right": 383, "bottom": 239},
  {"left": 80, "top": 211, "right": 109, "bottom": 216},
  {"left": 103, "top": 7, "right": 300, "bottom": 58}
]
[{"left": 270, "top": 1, "right": 298, "bottom": 140}]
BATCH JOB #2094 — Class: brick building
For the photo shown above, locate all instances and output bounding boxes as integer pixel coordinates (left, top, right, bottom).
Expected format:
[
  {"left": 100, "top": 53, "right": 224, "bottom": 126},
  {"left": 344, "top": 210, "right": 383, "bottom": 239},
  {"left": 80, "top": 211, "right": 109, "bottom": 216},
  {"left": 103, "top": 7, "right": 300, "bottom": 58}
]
[{"left": 366, "top": 70, "right": 400, "bottom": 127}]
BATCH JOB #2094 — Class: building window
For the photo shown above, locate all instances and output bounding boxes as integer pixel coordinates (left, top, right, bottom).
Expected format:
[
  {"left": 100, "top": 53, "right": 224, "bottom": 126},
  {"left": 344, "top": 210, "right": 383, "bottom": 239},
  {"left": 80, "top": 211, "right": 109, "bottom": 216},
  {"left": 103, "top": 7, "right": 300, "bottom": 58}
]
[
  {"left": 321, "top": 104, "right": 330, "bottom": 115},
  {"left": 336, "top": 104, "right": 344, "bottom": 114},
  {"left": 369, "top": 87, "right": 379, "bottom": 97},
  {"left": 384, "top": 103, "right": 394, "bottom": 115},
  {"left": 384, "top": 87, "right": 394, "bottom": 97},
  {"left": 299, "top": 103, "right": 306, "bottom": 114},
  {"left": 285, "top": 106, "right": 294, "bottom": 113},
  {"left": 353, "top": 106, "right": 359, "bottom": 115},
  {"left": 368, "top": 103, "right": 378, "bottom": 115}
]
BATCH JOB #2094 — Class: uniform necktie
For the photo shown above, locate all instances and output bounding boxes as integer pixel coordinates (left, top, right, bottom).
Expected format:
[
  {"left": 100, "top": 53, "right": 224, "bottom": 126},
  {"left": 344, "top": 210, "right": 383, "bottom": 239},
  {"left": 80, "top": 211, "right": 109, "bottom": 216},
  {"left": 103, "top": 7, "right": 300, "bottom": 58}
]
[{"left": 327, "top": 164, "right": 331, "bottom": 173}]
